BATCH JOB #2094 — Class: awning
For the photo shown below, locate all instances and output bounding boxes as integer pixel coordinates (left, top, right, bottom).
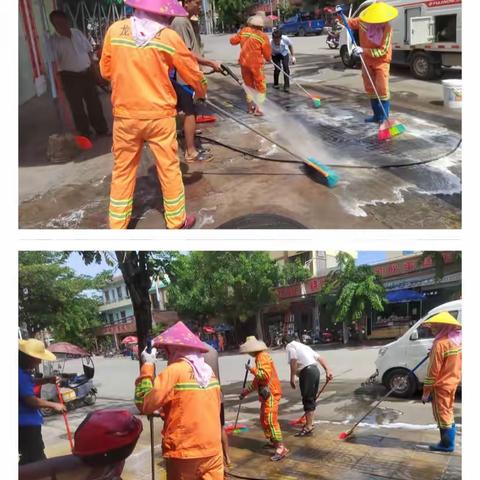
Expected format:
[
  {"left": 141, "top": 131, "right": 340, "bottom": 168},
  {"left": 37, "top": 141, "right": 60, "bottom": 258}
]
[{"left": 386, "top": 289, "right": 426, "bottom": 303}]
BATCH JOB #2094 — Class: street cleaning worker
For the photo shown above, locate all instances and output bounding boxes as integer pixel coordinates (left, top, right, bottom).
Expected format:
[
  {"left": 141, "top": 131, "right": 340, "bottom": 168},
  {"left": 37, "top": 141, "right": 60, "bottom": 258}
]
[
  {"left": 134, "top": 321, "right": 223, "bottom": 479},
  {"left": 100, "top": 0, "right": 208, "bottom": 229},
  {"left": 283, "top": 335, "right": 334, "bottom": 437},
  {"left": 271, "top": 28, "right": 295, "bottom": 93},
  {"left": 345, "top": 2, "right": 398, "bottom": 123},
  {"left": 239, "top": 336, "right": 288, "bottom": 461},
  {"left": 421, "top": 312, "right": 462, "bottom": 452},
  {"left": 18, "top": 339, "right": 66, "bottom": 465},
  {"left": 230, "top": 15, "right": 272, "bottom": 115}
]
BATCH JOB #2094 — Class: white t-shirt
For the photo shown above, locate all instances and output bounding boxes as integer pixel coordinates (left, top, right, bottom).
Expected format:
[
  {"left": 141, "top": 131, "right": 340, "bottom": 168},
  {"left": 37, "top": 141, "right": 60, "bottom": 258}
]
[
  {"left": 270, "top": 35, "right": 292, "bottom": 57},
  {"left": 50, "top": 28, "right": 92, "bottom": 72},
  {"left": 286, "top": 341, "right": 320, "bottom": 374}
]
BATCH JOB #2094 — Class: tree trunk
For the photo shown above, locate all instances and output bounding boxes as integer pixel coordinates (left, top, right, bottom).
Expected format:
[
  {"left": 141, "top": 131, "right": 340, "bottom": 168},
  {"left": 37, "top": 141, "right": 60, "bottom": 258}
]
[
  {"left": 342, "top": 321, "right": 349, "bottom": 345},
  {"left": 256, "top": 311, "right": 263, "bottom": 340},
  {"left": 116, "top": 251, "right": 153, "bottom": 370}
]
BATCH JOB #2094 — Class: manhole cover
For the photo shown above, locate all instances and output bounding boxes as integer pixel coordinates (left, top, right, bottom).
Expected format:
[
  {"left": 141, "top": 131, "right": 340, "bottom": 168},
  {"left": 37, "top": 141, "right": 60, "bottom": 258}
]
[{"left": 218, "top": 214, "right": 306, "bottom": 229}]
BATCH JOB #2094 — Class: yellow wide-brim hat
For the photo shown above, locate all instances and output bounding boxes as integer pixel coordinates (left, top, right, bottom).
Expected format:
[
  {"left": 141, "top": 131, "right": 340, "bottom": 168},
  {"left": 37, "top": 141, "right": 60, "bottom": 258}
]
[
  {"left": 19, "top": 339, "right": 57, "bottom": 361},
  {"left": 360, "top": 2, "right": 398, "bottom": 24},
  {"left": 239, "top": 336, "right": 268, "bottom": 354},
  {"left": 423, "top": 312, "right": 461, "bottom": 328}
]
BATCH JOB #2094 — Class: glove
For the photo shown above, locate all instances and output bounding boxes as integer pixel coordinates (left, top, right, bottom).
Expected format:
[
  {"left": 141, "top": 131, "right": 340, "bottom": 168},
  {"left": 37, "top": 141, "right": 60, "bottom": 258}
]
[
  {"left": 335, "top": 5, "right": 343, "bottom": 13},
  {"left": 353, "top": 46, "right": 364, "bottom": 56},
  {"left": 291, "top": 56, "right": 296, "bottom": 65},
  {"left": 239, "top": 389, "right": 249, "bottom": 400},
  {"left": 141, "top": 347, "right": 157, "bottom": 364},
  {"left": 245, "top": 362, "right": 253, "bottom": 373}
]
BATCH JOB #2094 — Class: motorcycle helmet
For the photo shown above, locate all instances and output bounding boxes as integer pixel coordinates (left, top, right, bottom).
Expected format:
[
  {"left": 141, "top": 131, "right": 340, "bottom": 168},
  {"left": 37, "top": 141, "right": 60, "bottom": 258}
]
[{"left": 73, "top": 409, "right": 143, "bottom": 466}]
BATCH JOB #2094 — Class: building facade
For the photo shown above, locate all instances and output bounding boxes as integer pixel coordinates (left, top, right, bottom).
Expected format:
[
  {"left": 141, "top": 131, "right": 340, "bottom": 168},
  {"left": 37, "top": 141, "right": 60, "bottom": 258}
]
[
  {"left": 262, "top": 252, "right": 461, "bottom": 344},
  {"left": 95, "top": 275, "right": 178, "bottom": 349}
]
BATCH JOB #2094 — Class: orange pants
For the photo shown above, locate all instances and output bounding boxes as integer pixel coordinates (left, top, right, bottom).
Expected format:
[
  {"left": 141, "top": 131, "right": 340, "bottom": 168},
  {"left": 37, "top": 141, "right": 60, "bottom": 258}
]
[
  {"left": 109, "top": 116, "right": 186, "bottom": 229},
  {"left": 241, "top": 65, "right": 266, "bottom": 103},
  {"left": 260, "top": 395, "right": 283, "bottom": 443},
  {"left": 431, "top": 387, "right": 456, "bottom": 429},
  {"left": 362, "top": 61, "right": 390, "bottom": 101},
  {"left": 165, "top": 453, "right": 224, "bottom": 480}
]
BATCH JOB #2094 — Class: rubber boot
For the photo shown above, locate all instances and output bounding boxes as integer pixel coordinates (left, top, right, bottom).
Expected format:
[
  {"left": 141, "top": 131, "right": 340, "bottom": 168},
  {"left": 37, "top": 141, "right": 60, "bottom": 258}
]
[
  {"left": 378, "top": 99, "right": 390, "bottom": 123},
  {"left": 429, "top": 425, "right": 455, "bottom": 452},
  {"left": 364, "top": 99, "right": 380, "bottom": 123}
]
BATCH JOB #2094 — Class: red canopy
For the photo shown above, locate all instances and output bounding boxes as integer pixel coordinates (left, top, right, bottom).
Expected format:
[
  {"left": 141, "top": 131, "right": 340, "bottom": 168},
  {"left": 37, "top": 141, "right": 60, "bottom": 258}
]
[
  {"left": 121, "top": 336, "right": 138, "bottom": 345},
  {"left": 48, "top": 342, "right": 89, "bottom": 357}
]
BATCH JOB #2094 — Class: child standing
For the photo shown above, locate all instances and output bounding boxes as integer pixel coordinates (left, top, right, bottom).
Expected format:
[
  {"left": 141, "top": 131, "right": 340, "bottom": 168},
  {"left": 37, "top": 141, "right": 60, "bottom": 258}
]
[
  {"left": 230, "top": 16, "right": 272, "bottom": 115},
  {"left": 239, "top": 336, "right": 288, "bottom": 461}
]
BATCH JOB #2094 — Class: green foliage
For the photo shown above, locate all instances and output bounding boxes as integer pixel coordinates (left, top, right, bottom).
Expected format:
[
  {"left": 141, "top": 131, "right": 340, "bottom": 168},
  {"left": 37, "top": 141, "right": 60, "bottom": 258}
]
[
  {"left": 19, "top": 252, "right": 109, "bottom": 348},
  {"left": 278, "top": 259, "right": 311, "bottom": 286},
  {"left": 166, "top": 252, "right": 280, "bottom": 327},
  {"left": 215, "top": 0, "right": 254, "bottom": 30},
  {"left": 317, "top": 252, "right": 386, "bottom": 325},
  {"left": 152, "top": 323, "right": 167, "bottom": 337}
]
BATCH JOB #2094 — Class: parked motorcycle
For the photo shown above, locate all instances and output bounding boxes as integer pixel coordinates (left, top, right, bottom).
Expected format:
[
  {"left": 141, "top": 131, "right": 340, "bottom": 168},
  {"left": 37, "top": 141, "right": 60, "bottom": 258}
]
[
  {"left": 40, "top": 342, "right": 97, "bottom": 416},
  {"left": 326, "top": 28, "right": 340, "bottom": 49},
  {"left": 301, "top": 330, "right": 313, "bottom": 345}
]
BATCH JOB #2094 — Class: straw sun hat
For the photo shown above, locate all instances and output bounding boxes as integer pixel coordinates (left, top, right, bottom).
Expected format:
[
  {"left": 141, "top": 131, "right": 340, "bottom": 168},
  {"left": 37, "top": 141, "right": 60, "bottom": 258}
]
[
  {"left": 423, "top": 312, "right": 461, "bottom": 328},
  {"left": 239, "top": 336, "right": 268, "bottom": 354},
  {"left": 19, "top": 339, "right": 56, "bottom": 361}
]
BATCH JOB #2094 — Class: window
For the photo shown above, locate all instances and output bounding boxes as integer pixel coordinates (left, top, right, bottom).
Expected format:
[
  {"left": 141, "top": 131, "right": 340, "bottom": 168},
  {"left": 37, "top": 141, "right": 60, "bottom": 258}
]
[
  {"left": 125, "top": 286, "right": 130, "bottom": 298},
  {"left": 108, "top": 313, "right": 114, "bottom": 324},
  {"left": 104, "top": 291, "right": 110, "bottom": 303},
  {"left": 120, "top": 311, "right": 126, "bottom": 322},
  {"left": 435, "top": 15, "right": 456, "bottom": 42},
  {"left": 117, "top": 286, "right": 123, "bottom": 300}
]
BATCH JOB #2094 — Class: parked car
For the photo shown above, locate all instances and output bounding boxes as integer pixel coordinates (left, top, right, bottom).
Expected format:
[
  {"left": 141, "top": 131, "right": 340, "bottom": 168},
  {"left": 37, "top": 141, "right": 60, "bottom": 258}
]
[
  {"left": 280, "top": 13, "right": 325, "bottom": 37},
  {"left": 339, "top": 0, "right": 462, "bottom": 80},
  {"left": 366, "top": 300, "right": 462, "bottom": 398}
]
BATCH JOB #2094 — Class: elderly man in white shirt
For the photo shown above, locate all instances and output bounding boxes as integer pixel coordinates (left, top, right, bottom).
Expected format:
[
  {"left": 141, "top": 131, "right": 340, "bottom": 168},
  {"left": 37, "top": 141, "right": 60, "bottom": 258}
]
[
  {"left": 49, "top": 10, "right": 108, "bottom": 139},
  {"left": 284, "top": 335, "right": 333, "bottom": 437},
  {"left": 271, "top": 29, "right": 295, "bottom": 93}
]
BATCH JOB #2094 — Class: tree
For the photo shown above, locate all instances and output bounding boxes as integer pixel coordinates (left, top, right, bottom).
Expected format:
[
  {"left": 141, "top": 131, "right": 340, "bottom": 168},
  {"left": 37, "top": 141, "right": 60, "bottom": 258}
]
[
  {"left": 81, "top": 251, "right": 175, "bottom": 364},
  {"left": 317, "top": 252, "right": 386, "bottom": 343},
  {"left": 19, "top": 252, "right": 108, "bottom": 348},
  {"left": 278, "top": 259, "right": 311, "bottom": 286},
  {"left": 417, "top": 251, "right": 462, "bottom": 281},
  {"left": 166, "top": 252, "right": 280, "bottom": 340},
  {"left": 215, "top": 0, "right": 253, "bottom": 31}
]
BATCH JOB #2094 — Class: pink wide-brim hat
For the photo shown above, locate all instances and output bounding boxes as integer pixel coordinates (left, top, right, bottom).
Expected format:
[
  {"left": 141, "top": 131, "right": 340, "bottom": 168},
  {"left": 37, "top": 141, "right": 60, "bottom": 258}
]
[
  {"left": 153, "top": 321, "right": 209, "bottom": 352},
  {"left": 125, "top": 0, "right": 188, "bottom": 17}
]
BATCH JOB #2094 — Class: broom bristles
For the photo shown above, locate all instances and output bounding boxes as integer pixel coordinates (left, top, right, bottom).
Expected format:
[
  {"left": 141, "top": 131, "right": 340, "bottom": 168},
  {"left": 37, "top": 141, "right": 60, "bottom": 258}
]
[{"left": 305, "top": 157, "right": 339, "bottom": 187}]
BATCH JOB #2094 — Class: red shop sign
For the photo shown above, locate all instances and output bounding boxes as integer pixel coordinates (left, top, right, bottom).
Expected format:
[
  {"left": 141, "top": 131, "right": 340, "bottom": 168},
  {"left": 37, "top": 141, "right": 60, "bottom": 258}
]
[{"left": 426, "top": 0, "right": 461, "bottom": 8}]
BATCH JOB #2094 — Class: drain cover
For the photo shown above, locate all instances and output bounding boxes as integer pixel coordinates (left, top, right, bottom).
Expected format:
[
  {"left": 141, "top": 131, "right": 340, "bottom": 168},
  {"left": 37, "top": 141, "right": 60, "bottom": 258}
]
[{"left": 218, "top": 214, "right": 306, "bottom": 229}]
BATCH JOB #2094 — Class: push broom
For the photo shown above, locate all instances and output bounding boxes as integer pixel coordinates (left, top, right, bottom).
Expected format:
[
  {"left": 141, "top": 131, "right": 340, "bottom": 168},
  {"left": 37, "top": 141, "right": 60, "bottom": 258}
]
[
  {"left": 225, "top": 359, "right": 251, "bottom": 435},
  {"left": 339, "top": 353, "right": 429, "bottom": 441},
  {"left": 172, "top": 80, "right": 339, "bottom": 188},
  {"left": 337, "top": 6, "right": 406, "bottom": 141},
  {"left": 55, "top": 384, "right": 74, "bottom": 452},
  {"left": 271, "top": 62, "right": 322, "bottom": 108}
]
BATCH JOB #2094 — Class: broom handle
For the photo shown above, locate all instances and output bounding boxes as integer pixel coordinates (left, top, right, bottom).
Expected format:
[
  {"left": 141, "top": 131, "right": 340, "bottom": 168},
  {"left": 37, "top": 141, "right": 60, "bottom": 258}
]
[
  {"left": 234, "top": 359, "right": 251, "bottom": 429},
  {"left": 55, "top": 384, "right": 74, "bottom": 452},
  {"left": 337, "top": 8, "right": 389, "bottom": 119},
  {"left": 346, "top": 354, "right": 430, "bottom": 435},
  {"left": 271, "top": 62, "right": 313, "bottom": 99}
]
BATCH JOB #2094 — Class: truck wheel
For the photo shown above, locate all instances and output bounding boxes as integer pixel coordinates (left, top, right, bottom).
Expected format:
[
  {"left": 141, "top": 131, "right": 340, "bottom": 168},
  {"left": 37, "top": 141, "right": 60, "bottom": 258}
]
[
  {"left": 410, "top": 52, "right": 437, "bottom": 80},
  {"left": 298, "top": 28, "right": 306, "bottom": 37},
  {"left": 340, "top": 45, "right": 354, "bottom": 68},
  {"left": 384, "top": 368, "right": 418, "bottom": 398}
]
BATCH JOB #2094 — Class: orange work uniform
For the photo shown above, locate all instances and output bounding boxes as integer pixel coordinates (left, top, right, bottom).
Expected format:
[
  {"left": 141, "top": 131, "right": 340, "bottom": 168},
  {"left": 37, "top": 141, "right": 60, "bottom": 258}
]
[
  {"left": 135, "top": 361, "right": 223, "bottom": 479},
  {"left": 348, "top": 18, "right": 393, "bottom": 101},
  {"left": 230, "top": 27, "right": 272, "bottom": 103},
  {"left": 244, "top": 351, "right": 283, "bottom": 443},
  {"left": 100, "top": 20, "right": 207, "bottom": 229},
  {"left": 423, "top": 337, "right": 462, "bottom": 429}
]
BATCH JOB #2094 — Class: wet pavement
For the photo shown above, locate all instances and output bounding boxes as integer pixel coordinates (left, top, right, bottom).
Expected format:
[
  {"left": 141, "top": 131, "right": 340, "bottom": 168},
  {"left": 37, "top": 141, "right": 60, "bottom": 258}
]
[
  {"left": 41, "top": 353, "right": 461, "bottom": 479},
  {"left": 19, "top": 37, "right": 461, "bottom": 229}
]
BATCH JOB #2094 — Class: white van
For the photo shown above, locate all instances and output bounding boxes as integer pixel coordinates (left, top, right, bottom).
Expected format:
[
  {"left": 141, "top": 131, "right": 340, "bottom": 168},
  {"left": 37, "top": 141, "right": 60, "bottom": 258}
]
[
  {"left": 367, "top": 299, "right": 462, "bottom": 398},
  {"left": 339, "top": 0, "right": 462, "bottom": 80}
]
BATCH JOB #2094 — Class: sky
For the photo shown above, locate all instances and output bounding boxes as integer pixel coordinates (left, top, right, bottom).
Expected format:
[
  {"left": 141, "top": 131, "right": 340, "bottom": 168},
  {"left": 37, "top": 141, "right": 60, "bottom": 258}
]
[{"left": 356, "top": 251, "right": 387, "bottom": 265}]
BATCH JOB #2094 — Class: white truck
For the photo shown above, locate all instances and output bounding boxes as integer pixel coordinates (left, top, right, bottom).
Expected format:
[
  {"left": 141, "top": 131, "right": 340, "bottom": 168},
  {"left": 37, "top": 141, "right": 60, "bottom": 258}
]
[
  {"left": 339, "top": 0, "right": 462, "bottom": 80},
  {"left": 366, "top": 300, "right": 462, "bottom": 398}
]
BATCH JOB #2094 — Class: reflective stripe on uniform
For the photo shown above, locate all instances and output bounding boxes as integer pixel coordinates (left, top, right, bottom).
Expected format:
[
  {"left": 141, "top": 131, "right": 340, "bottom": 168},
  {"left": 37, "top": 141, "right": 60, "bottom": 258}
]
[
  {"left": 111, "top": 38, "right": 176, "bottom": 55},
  {"left": 174, "top": 380, "right": 220, "bottom": 391}
]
